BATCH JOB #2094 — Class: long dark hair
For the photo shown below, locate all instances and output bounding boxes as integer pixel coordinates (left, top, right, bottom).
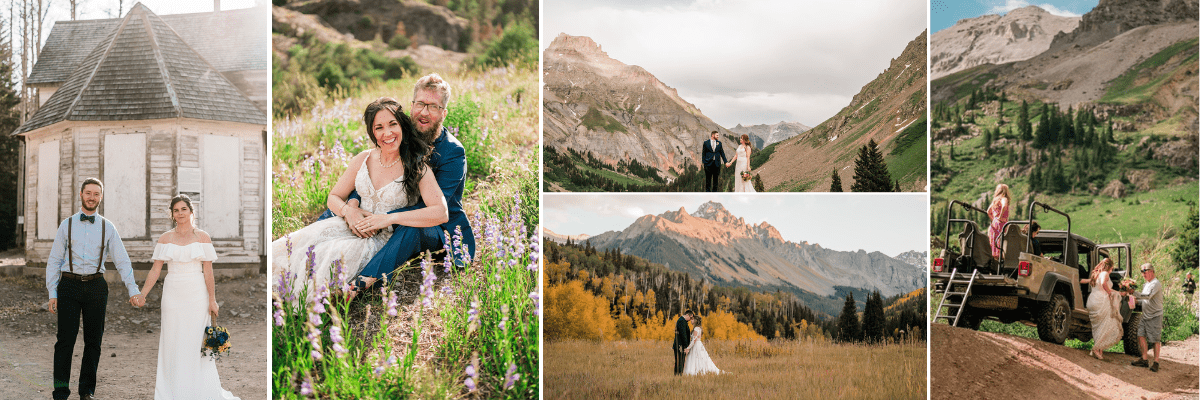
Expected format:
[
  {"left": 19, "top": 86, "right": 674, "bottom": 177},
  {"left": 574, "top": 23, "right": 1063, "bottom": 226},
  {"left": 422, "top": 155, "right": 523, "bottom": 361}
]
[
  {"left": 363, "top": 97, "right": 429, "bottom": 206},
  {"left": 169, "top": 194, "right": 194, "bottom": 228}
]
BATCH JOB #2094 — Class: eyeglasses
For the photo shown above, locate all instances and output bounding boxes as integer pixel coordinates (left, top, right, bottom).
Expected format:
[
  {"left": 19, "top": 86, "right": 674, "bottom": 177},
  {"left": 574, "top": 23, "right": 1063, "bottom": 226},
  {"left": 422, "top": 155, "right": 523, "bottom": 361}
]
[{"left": 412, "top": 101, "right": 445, "bottom": 113}]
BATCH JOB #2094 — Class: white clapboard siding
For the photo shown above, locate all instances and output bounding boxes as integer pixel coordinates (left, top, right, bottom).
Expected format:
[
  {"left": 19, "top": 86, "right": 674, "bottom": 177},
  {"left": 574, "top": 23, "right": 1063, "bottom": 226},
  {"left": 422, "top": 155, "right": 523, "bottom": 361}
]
[
  {"left": 36, "top": 140, "right": 59, "bottom": 239},
  {"left": 201, "top": 134, "right": 241, "bottom": 239}
]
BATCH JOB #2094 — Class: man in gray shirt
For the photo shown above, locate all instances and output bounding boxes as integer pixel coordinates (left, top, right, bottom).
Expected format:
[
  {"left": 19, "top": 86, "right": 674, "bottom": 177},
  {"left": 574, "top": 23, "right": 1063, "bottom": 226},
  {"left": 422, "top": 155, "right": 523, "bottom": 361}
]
[
  {"left": 1129, "top": 263, "right": 1164, "bottom": 372},
  {"left": 46, "top": 178, "right": 145, "bottom": 400}
]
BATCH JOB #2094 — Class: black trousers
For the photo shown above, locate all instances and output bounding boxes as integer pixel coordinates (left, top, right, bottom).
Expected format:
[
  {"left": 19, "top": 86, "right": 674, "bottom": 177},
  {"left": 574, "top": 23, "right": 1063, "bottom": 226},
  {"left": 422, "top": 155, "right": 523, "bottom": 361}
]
[
  {"left": 704, "top": 164, "right": 721, "bottom": 192},
  {"left": 674, "top": 344, "right": 687, "bottom": 375},
  {"left": 53, "top": 277, "right": 108, "bottom": 400}
]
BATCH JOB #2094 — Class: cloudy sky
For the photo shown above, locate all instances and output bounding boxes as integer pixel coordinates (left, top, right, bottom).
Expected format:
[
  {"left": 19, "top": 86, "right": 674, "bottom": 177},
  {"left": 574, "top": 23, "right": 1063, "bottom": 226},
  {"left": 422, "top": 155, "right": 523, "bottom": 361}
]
[
  {"left": 543, "top": 194, "right": 928, "bottom": 257},
  {"left": 543, "top": 0, "right": 926, "bottom": 128},
  {"left": 931, "top": 0, "right": 1098, "bottom": 32}
]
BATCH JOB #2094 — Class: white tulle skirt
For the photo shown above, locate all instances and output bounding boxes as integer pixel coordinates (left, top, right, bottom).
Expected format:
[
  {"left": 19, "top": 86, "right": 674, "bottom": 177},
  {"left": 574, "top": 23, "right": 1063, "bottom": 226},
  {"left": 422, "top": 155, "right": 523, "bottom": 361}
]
[{"left": 683, "top": 340, "right": 722, "bottom": 375}]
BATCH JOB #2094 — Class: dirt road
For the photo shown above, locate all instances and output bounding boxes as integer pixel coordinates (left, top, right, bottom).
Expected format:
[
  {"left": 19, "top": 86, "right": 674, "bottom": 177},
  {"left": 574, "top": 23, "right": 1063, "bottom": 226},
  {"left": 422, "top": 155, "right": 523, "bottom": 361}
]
[
  {"left": 0, "top": 273, "right": 269, "bottom": 399},
  {"left": 932, "top": 323, "right": 1199, "bottom": 400}
]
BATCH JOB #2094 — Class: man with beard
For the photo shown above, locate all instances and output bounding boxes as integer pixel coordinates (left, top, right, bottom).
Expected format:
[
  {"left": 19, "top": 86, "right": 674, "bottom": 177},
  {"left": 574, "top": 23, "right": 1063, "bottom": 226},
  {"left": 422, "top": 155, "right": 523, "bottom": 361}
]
[
  {"left": 47, "top": 178, "right": 145, "bottom": 400},
  {"left": 321, "top": 73, "right": 476, "bottom": 288}
]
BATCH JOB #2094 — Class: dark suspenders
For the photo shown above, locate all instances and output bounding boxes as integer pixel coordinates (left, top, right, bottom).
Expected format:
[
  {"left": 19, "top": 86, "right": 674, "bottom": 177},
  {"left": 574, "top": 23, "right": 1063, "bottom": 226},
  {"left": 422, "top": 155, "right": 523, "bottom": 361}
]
[{"left": 66, "top": 215, "right": 106, "bottom": 274}]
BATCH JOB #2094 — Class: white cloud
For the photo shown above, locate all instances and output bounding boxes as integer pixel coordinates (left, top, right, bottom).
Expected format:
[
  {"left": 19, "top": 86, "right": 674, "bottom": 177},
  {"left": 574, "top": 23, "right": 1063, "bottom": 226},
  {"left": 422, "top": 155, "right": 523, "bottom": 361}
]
[
  {"left": 986, "top": 0, "right": 1083, "bottom": 17},
  {"left": 545, "top": 0, "right": 926, "bottom": 127}
]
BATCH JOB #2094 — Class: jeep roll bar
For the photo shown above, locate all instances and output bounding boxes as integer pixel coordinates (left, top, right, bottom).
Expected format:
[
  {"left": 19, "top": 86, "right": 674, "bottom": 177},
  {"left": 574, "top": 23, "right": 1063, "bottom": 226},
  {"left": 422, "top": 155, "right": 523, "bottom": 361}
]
[
  {"left": 1027, "top": 200, "right": 1072, "bottom": 263},
  {"left": 942, "top": 200, "right": 989, "bottom": 257}
]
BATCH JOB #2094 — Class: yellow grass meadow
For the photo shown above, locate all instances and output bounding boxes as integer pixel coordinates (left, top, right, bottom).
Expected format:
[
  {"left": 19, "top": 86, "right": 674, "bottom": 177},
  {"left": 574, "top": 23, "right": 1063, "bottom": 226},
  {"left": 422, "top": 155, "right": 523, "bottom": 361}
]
[{"left": 545, "top": 339, "right": 926, "bottom": 399}]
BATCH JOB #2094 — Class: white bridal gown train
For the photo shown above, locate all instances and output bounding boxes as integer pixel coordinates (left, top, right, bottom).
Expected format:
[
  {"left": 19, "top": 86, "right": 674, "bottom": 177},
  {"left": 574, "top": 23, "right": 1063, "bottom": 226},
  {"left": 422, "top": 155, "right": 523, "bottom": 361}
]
[
  {"left": 151, "top": 242, "right": 240, "bottom": 400},
  {"left": 733, "top": 145, "right": 756, "bottom": 193},
  {"left": 1087, "top": 273, "right": 1122, "bottom": 352},
  {"left": 683, "top": 326, "right": 722, "bottom": 375}
]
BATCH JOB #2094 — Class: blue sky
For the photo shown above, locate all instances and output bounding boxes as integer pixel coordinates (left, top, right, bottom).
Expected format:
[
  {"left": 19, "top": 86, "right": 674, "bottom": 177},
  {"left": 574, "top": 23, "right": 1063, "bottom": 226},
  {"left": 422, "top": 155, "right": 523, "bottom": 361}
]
[
  {"left": 543, "top": 194, "right": 929, "bottom": 257},
  {"left": 932, "top": 0, "right": 1098, "bottom": 33}
]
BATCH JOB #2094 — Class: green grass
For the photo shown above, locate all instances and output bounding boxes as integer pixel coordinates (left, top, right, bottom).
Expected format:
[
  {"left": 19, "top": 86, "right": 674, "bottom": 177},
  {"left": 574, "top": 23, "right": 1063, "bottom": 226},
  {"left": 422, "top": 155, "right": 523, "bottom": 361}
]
[
  {"left": 580, "top": 106, "right": 626, "bottom": 133},
  {"left": 1100, "top": 38, "right": 1199, "bottom": 105},
  {"left": 886, "top": 118, "right": 928, "bottom": 187},
  {"left": 572, "top": 162, "right": 657, "bottom": 187},
  {"left": 931, "top": 65, "right": 997, "bottom": 104}
]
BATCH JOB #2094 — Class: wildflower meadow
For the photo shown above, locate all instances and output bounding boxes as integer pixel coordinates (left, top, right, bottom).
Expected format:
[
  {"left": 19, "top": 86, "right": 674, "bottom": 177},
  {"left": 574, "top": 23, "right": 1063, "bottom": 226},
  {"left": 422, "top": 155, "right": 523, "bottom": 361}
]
[{"left": 270, "top": 67, "right": 540, "bottom": 398}]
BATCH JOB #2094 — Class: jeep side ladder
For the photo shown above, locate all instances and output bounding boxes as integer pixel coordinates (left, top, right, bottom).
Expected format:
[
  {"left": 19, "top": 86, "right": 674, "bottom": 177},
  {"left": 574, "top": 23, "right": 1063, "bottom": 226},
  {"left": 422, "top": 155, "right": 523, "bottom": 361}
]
[{"left": 935, "top": 268, "right": 979, "bottom": 327}]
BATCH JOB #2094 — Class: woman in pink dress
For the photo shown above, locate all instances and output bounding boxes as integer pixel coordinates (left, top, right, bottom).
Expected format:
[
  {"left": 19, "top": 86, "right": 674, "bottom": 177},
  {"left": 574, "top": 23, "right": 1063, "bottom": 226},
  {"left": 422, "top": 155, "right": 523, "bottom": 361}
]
[{"left": 986, "top": 184, "right": 1011, "bottom": 258}]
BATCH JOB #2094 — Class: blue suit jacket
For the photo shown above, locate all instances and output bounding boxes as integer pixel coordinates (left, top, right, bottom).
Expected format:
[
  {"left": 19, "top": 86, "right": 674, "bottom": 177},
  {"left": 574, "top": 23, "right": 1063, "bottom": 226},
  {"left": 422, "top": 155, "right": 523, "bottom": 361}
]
[
  {"left": 702, "top": 139, "right": 728, "bottom": 167},
  {"left": 319, "top": 126, "right": 476, "bottom": 266}
]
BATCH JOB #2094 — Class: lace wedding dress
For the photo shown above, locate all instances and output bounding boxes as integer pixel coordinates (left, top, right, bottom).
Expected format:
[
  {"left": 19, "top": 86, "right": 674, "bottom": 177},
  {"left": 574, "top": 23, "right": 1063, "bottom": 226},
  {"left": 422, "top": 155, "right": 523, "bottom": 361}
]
[
  {"left": 683, "top": 326, "right": 722, "bottom": 375},
  {"left": 151, "top": 242, "right": 239, "bottom": 400},
  {"left": 733, "top": 145, "right": 756, "bottom": 193},
  {"left": 1087, "top": 273, "right": 1122, "bottom": 352},
  {"left": 271, "top": 155, "right": 410, "bottom": 299}
]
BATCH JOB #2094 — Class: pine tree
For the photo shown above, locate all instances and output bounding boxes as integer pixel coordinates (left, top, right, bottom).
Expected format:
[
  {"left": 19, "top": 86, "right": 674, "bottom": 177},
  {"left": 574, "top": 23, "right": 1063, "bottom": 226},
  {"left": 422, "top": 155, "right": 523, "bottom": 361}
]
[
  {"left": 837, "top": 293, "right": 861, "bottom": 343},
  {"left": 862, "top": 291, "right": 886, "bottom": 343},
  {"left": 0, "top": 31, "right": 23, "bottom": 250},
  {"left": 1018, "top": 100, "right": 1032, "bottom": 141},
  {"left": 830, "top": 170, "right": 843, "bottom": 192},
  {"left": 850, "top": 139, "right": 894, "bottom": 192}
]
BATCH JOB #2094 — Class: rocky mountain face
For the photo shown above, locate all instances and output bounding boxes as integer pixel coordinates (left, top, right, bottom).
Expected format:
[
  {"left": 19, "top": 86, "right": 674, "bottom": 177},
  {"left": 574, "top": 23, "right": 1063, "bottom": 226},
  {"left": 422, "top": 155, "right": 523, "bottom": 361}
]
[
  {"left": 756, "top": 31, "right": 928, "bottom": 192},
  {"left": 931, "top": 6, "right": 1079, "bottom": 79},
  {"left": 1050, "top": 0, "right": 1198, "bottom": 49},
  {"left": 281, "top": 0, "right": 469, "bottom": 51},
  {"left": 893, "top": 250, "right": 928, "bottom": 269},
  {"left": 542, "top": 33, "right": 733, "bottom": 174},
  {"left": 730, "top": 121, "right": 812, "bottom": 148},
  {"left": 584, "top": 201, "right": 925, "bottom": 298},
  {"left": 541, "top": 227, "right": 590, "bottom": 245}
]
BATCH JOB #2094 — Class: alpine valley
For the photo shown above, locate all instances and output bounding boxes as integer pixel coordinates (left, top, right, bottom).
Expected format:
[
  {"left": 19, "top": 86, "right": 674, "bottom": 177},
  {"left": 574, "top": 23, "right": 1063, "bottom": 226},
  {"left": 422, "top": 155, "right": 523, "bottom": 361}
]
[
  {"left": 542, "top": 31, "right": 928, "bottom": 192},
  {"left": 544, "top": 201, "right": 926, "bottom": 316}
]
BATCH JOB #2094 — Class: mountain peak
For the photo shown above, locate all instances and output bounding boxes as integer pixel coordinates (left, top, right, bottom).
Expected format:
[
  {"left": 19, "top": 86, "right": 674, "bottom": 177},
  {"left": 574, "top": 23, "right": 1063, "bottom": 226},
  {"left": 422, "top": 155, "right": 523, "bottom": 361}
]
[{"left": 691, "top": 201, "right": 735, "bottom": 223}]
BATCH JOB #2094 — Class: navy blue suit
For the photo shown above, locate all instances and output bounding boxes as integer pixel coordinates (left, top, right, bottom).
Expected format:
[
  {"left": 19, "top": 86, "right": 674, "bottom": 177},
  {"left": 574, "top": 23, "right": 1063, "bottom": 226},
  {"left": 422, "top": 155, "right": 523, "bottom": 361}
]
[
  {"left": 702, "top": 139, "right": 728, "bottom": 192},
  {"left": 319, "top": 126, "right": 476, "bottom": 280}
]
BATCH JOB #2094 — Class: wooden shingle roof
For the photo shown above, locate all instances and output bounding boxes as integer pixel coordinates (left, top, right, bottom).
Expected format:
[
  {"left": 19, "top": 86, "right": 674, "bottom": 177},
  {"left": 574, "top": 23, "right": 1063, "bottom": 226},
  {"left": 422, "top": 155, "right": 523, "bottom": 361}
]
[
  {"left": 26, "top": 5, "right": 266, "bottom": 86},
  {"left": 15, "top": 4, "right": 266, "bottom": 135}
]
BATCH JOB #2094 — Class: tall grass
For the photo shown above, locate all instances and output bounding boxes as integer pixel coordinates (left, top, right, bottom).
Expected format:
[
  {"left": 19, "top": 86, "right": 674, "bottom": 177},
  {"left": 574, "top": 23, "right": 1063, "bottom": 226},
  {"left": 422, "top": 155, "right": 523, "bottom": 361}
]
[{"left": 545, "top": 339, "right": 925, "bottom": 399}]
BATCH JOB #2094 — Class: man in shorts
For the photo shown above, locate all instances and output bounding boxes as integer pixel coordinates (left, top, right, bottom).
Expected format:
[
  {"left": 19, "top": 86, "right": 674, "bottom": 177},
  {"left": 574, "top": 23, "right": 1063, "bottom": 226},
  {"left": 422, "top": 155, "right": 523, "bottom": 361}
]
[{"left": 1129, "top": 263, "right": 1164, "bottom": 372}]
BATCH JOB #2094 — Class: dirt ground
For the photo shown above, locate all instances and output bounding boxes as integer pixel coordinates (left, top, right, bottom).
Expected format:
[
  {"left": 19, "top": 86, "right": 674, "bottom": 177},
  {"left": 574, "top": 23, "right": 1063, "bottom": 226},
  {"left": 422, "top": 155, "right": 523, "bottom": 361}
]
[
  {"left": 932, "top": 323, "right": 1199, "bottom": 400},
  {"left": 0, "top": 270, "right": 269, "bottom": 400}
]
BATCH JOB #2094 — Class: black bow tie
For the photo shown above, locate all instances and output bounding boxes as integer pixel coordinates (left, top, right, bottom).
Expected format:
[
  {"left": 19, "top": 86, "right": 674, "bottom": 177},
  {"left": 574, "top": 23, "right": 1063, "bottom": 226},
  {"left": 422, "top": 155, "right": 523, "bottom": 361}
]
[{"left": 80, "top": 214, "right": 95, "bottom": 223}]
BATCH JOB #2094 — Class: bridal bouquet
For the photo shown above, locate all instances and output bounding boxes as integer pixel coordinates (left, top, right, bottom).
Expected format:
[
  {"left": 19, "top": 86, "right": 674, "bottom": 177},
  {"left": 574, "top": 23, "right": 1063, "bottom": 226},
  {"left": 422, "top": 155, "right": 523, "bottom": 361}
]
[
  {"left": 740, "top": 171, "right": 752, "bottom": 182},
  {"left": 202, "top": 325, "right": 231, "bottom": 360},
  {"left": 1118, "top": 278, "right": 1138, "bottom": 296}
]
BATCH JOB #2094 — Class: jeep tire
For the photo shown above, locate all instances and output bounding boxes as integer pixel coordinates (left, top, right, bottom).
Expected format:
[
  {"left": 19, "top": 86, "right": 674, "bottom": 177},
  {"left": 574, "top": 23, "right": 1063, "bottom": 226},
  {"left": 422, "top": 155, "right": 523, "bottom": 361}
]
[
  {"left": 958, "top": 305, "right": 983, "bottom": 330},
  {"left": 1123, "top": 315, "right": 1143, "bottom": 357},
  {"left": 1037, "top": 293, "right": 1071, "bottom": 344}
]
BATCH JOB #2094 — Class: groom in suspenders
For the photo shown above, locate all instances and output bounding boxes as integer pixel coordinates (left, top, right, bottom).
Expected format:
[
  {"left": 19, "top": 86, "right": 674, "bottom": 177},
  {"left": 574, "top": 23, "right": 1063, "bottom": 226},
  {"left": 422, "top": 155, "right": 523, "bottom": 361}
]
[{"left": 46, "top": 178, "right": 144, "bottom": 400}]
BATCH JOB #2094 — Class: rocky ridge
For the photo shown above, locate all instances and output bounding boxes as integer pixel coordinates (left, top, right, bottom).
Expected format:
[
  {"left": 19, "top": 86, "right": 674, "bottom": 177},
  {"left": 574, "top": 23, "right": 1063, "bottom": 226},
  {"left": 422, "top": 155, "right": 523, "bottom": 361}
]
[
  {"left": 584, "top": 201, "right": 925, "bottom": 298},
  {"left": 541, "top": 227, "right": 590, "bottom": 244},
  {"left": 756, "top": 30, "right": 928, "bottom": 192},
  {"left": 931, "top": 6, "right": 1079, "bottom": 79},
  {"left": 730, "top": 121, "right": 812, "bottom": 148},
  {"left": 542, "top": 33, "right": 734, "bottom": 174}
]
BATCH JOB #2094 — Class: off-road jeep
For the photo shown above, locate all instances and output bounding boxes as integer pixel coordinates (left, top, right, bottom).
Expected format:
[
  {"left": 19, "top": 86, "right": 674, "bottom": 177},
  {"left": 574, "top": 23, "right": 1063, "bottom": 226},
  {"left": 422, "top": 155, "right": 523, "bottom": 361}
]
[{"left": 932, "top": 200, "right": 1143, "bottom": 356}]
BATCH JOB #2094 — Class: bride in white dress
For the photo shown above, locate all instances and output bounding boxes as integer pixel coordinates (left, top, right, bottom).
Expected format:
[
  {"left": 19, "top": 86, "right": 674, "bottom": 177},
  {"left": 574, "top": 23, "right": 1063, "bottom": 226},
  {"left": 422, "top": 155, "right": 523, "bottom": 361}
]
[
  {"left": 271, "top": 98, "right": 445, "bottom": 299},
  {"left": 728, "top": 134, "right": 757, "bottom": 193},
  {"left": 1084, "top": 258, "right": 1123, "bottom": 360},
  {"left": 683, "top": 316, "right": 722, "bottom": 375},
  {"left": 139, "top": 194, "right": 239, "bottom": 399}
]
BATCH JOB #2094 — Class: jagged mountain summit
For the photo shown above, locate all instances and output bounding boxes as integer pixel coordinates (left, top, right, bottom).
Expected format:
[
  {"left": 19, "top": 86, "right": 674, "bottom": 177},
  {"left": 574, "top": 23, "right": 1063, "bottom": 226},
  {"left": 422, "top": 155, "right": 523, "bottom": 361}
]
[
  {"left": 584, "top": 201, "right": 925, "bottom": 298},
  {"left": 894, "top": 250, "right": 929, "bottom": 269},
  {"left": 730, "top": 121, "right": 812, "bottom": 148},
  {"left": 756, "top": 30, "right": 928, "bottom": 192},
  {"left": 542, "top": 33, "right": 733, "bottom": 175},
  {"left": 931, "top": 6, "right": 1080, "bottom": 79},
  {"left": 541, "top": 227, "right": 590, "bottom": 244}
]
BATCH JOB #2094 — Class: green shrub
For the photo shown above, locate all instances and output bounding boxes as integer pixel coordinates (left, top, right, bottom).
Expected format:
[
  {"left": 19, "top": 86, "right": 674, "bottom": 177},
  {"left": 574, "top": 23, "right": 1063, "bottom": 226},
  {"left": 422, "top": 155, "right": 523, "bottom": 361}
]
[
  {"left": 444, "top": 98, "right": 492, "bottom": 178},
  {"left": 473, "top": 23, "right": 537, "bottom": 70},
  {"left": 580, "top": 107, "right": 625, "bottom": 133},
  {"left": 273, "top": 39, "right": 417, "bottom": 118},
  {"left": 388, "top": 34, "right": 411, "bottom": 49}
]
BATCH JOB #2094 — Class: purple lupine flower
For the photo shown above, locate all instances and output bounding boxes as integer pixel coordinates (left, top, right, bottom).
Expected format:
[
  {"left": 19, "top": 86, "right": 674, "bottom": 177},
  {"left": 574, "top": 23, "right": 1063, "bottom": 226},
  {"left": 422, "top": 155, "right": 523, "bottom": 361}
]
[
  {"left": 530, "top": 291, "right": 540, "bottom": 317},
  {"left": 305, "top": 245, "right": 317, "bottom": 280},
  {"left": 300, "top": 378, "right": 313, "bottom": 395},
  {"left": 273, "top": 302, "right": 286, "bottom": 326},
  {"left": 465, "top": 364, "right": 478, "bottom": 391},
  {"left": 286, "top": 235, "right": 294, "bottom": 259},
  {"left": 419, "top": 259, "right": 437, "bottom": 308},
  {"left": 503, "top": 364, "right": 519, "bottom": 390},
  {"left": 467, "top": 299, "right": 479, "bottom": 323},
  {"left": 386, "top": 290, "right": 399, "bottom": 317},
  {"left": 332, "top": 343, "right": 348, "bottom": 357},
  {"left": 499, "top": 304, "right": 510, "bottom": 331},
  {"left": 529, "top": 238, "right": 540, "bottom": 264}
]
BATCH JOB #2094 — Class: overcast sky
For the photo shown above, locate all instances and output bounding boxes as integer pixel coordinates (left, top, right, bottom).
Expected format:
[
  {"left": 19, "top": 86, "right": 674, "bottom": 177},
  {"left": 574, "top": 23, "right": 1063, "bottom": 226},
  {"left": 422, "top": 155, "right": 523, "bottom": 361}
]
[
  {"left": 543, "top": 0, "right": 926, "bottom": 128},
  {"left": 543, "top": 194, "right": 928, "bottom": 257},
  {"left": 931, "top": 0, "right": 1097, "bottom": 33}
]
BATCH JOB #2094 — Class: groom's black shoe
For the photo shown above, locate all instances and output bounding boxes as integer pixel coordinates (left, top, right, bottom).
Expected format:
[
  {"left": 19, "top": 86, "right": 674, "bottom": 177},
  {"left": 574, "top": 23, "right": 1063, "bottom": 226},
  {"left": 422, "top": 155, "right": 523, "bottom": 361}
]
[
  {"left": 80, "top": 394, "right": 98, "bottom": 400},
  {"left": 1131, "top": 359, "right": 1149, "bottom": 367},
  {"left": 1149, "top": 362, "right": 1159, "bottom": 372}
]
